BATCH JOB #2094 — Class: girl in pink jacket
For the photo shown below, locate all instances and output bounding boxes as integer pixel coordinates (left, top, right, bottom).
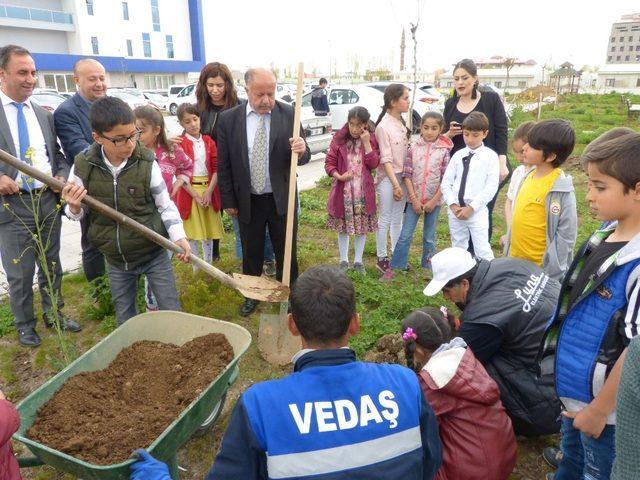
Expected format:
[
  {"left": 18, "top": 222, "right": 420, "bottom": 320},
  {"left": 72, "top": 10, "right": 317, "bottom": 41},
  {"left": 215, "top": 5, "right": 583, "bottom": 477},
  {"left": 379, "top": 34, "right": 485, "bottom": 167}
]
[
  {"left": 0, "top": 390, "right": 21, "bottom": 480},
  {"left": 325, "top": 107, "right": 380, "bottom": 273}
]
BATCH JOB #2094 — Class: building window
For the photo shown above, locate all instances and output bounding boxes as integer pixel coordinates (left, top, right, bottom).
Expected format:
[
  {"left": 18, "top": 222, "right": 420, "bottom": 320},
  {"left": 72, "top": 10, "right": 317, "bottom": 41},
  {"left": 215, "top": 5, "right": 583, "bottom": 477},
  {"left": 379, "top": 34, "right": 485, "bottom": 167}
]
[
  {"left": 620, "top": 46, "right": 624, "bottom": 51},
  {"left": 617, "top": 56, "right": 621, "bottom": 61},
  {"left": 611, "top": 46, "right": 615, "bottom": 52},
  {"left": 605, "top": 78, "right": 615, "bottom": 87},
  {"left": 620, "top": 36, "right": 624, "bottom": 41},
  {"left": 91, "top": 36, "right": 99, "bottom": 55},
  {"left": 630, "top": 46, "right": 634, "bottom": 51},
  {"left": 629, "top": 36, "right": 634, "bottom": 41},
  {"left": 626, "top": 55, "right": 630, "bottom": 61},
  {"left": 494, "top": 81, "right": 502, "bottom": 88},
  {"left": 122, "top": 2, "right": 129, "bottom": 20},
  {"left": 608, "top": 56, "right": 612, "bottom": 62},
  {"left": 126, "top": 39, "right": 133, "bottom": 56},
  {"left": 518, "top": 81, "right": 527, "bottom": 88},
  {"left": 142, "top": 33, "right": 151, "bottom": 57},
  {"left": 144, "top": 74, "right": 176, "bottom": 89},
  {"left": 637, "top": 45, "right": 640, "bottom": 50},
  {"left": 165, "top": 35, "right": 174, "bottom": 59},
  {"left": 591, "top": 79, "right": 597, "bottom": 87},
  {"left": 637, "top": 78, "right": 640, "bottom": 87},
  {"left": 151, "top": 0, "right": 160, "bottom": 32},
  {"left": 447, "top": 81, "right": 453, "bottom": 87},
  {"left": 86, "top": 0, "right": 94, "bottom": 15},
  {"left": 611, "top": 36, "right": 615, "bottom": 42}
]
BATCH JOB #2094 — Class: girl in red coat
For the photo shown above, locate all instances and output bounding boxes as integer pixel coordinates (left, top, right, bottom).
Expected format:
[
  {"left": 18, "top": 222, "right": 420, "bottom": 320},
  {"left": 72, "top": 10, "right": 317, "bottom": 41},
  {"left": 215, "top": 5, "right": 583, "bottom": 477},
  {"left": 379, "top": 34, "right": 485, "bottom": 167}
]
[
  {"left": 324, "top": 107, "right": 380, "bottom": 273},
  {"left": 175, "top": 103, "right": 223, "bottom": 263},
  {"left": 0, "top": 389, "right": 21, "bottom": 480},
  {"left": 402, "top": 307, "right": 517, "bottom": 480}
]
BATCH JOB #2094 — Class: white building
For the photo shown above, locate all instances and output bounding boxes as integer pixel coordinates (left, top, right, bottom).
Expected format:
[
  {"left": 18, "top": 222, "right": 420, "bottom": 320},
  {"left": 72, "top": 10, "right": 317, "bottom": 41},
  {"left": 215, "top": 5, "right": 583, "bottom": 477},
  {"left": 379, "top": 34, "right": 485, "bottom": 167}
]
[
  {"left": 0, "top": 0, "right": 205, "bottom": 91},
  {"left": 596, "top": 63, "right": 640, "bottom": 93}
]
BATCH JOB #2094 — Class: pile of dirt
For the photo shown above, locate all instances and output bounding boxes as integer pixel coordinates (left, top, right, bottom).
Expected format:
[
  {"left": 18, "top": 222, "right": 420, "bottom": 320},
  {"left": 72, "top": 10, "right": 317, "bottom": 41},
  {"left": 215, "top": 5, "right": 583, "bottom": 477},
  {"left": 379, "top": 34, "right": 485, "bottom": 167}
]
[
  {"left": 27, "top": 333, "right": 234, "bottom": 465},
  {"left": 362, "top": 334, "right": 406, "bottom": 365}
]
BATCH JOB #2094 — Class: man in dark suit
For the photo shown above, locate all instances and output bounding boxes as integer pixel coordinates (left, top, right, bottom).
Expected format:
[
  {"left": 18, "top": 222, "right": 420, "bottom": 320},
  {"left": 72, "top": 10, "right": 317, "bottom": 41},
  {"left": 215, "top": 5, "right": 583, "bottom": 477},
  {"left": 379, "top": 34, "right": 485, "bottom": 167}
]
[
  {"left": 54, "top": 58, "right": 107, "bottom": 283},
  {"left": 0, "top": 45, "right": 81, "bottom": 347},
  {"left": 217, "top": 68, "right": 310, "bottom": 316}
]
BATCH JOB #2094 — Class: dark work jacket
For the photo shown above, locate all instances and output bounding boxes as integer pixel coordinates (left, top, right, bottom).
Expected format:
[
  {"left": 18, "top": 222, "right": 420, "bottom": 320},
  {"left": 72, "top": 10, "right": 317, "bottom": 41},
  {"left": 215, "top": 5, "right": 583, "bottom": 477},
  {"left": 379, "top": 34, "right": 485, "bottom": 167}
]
[
  {"left": 459, "top": 258, "right": 562, "bottom": 436},
  {"left": 206, "top": 349, "right": 442, "bottom": 480},
  {"left": 217, "top": 101, "right": 311, "bottom": 224},
  {"left": 443, "top": 90, "right": 508, "bottom": 157}
]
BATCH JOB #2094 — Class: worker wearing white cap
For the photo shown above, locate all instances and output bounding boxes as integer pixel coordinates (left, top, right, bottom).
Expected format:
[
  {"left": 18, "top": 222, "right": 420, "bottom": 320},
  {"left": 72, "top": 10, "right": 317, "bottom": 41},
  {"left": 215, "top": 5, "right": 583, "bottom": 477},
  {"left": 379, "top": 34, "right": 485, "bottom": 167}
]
[{"left": 423, "top": 247, "right": 562, "bottom": 438}]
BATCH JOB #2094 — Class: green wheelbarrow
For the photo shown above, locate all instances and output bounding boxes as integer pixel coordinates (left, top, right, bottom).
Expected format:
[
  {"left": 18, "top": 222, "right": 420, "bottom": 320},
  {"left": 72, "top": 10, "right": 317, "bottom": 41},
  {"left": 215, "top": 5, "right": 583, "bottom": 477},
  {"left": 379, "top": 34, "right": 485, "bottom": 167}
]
[{"left": 12, "top": 311, "right": 252, "bottom": 479}]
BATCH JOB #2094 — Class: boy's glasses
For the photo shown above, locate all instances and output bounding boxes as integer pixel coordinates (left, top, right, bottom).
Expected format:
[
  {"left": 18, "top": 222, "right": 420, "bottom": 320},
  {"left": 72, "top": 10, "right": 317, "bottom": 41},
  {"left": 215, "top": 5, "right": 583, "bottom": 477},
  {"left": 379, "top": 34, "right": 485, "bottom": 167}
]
[{"left": 101, "top": 129, "right": 141, "bottom": 146}]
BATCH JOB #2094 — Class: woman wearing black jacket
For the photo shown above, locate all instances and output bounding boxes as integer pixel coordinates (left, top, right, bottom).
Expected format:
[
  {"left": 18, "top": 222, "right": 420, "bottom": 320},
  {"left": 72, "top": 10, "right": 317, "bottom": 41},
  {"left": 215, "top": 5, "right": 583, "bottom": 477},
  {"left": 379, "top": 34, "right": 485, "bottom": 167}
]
[{"left": 443, "top": 59, "right": 510, "bottom": 243}]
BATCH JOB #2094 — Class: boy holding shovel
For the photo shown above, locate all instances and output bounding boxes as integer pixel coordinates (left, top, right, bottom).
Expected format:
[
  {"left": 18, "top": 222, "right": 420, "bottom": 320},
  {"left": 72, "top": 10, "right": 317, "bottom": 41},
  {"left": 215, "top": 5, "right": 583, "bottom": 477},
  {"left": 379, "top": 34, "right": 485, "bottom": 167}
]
[{"left": 61, "top": 96, "right": 191, "bottom": 326}]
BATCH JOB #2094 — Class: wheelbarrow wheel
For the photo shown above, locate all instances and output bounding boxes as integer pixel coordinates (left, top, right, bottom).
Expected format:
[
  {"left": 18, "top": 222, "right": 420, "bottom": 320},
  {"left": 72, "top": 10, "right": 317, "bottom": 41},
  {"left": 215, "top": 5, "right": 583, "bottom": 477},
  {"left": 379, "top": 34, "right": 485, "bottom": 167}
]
[{"left": 192, "top": 392, "right": 227, "bottom": 437}]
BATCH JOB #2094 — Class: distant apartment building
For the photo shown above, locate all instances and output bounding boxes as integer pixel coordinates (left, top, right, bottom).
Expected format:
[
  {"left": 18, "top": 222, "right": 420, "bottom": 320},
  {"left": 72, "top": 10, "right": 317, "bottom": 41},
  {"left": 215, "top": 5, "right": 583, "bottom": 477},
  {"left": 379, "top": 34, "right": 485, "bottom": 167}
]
[
  {"left": 439, "top": 57, "right": 541, "bottom": 94},
  {"left": 606, "top": 13, "right": 640, "bottom": 64},
  {"left": 599, "top": 13, "right": 640, "bottom": 93},
  {"left": 0, "top": 0, "right": 205, "bottom": 91}
]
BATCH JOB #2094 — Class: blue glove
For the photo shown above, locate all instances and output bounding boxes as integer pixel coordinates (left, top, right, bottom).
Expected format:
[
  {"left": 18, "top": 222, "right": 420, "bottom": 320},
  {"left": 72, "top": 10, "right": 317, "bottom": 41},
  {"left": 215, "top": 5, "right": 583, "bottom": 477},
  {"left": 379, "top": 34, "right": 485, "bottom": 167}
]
[{"left": 130, "top": 449, "right": 172, "bottom": 480}]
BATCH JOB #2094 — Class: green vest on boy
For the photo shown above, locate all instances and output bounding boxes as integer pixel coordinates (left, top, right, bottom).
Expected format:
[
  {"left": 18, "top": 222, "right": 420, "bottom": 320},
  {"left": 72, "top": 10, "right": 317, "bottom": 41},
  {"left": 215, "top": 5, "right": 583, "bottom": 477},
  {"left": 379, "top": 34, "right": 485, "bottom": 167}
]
[{"left": 73, "top": 143, "right": 166, "bottom": 270}]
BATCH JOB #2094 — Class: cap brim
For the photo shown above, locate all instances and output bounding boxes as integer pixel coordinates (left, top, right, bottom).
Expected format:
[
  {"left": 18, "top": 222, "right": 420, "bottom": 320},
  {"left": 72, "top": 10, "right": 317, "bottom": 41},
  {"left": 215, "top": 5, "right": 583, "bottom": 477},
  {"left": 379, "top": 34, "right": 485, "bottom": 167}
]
[{"left": 423, "top": 279, "right": 446, "bottom": 296}]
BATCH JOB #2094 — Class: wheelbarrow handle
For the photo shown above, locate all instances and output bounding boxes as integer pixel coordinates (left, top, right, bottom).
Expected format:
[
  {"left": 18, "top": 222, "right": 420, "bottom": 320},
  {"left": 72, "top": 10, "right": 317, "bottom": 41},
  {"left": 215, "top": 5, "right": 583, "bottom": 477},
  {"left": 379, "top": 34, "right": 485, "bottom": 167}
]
[{"left": 0, "top": 148, "right": 243, "bottom": 293}]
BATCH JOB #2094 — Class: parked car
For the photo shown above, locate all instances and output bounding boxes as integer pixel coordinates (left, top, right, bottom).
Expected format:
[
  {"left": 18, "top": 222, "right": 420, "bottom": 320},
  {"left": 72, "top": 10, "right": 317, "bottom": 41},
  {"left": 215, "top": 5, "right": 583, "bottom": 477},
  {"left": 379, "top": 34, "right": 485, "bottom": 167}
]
[
  {"left": 365, "top": 81, "right": 445, "bottom": 118},
  {"left": 167, "top": 83, "right": 196, "bottom": 116},
  {"left": 301, "top": 112, "right": 332, "bottom": 155},
  {"left": 168, "top": 84, "right": 187, "bottom": 96},
  {"left": 30, "top": 92, "right": 67, "bottom": 112},
  {"left": 107, "top": 88, "right": 147, "bottom": 110},
  {"left": 143, "top": 92, "right": 168, "bottom": 111}
]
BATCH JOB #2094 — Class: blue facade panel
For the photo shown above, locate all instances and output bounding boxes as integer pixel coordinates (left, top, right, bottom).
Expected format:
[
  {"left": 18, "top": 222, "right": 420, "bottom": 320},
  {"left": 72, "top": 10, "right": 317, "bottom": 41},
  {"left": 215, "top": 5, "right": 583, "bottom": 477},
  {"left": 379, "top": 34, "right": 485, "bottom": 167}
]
[{"left": 31, "top": 0, "right": 205, "bottom": 73}]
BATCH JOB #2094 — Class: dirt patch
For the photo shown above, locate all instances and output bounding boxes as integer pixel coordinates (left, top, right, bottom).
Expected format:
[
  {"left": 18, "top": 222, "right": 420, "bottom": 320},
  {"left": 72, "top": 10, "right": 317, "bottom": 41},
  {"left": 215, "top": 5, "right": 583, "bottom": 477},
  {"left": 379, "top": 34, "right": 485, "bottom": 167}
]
[
  {"left": 362, "top": 334, "right": 405, "bottom": 365},
  {"left": 27, "top": 333, "right": 234, "bottom": 465}
]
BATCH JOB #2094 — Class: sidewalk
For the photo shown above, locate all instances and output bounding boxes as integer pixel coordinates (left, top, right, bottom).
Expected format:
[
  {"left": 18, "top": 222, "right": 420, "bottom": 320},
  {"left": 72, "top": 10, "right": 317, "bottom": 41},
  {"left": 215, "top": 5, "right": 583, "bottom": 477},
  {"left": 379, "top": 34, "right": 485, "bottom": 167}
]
[{"left": 0, "top": 153, "right": 327, "bottom": 295}]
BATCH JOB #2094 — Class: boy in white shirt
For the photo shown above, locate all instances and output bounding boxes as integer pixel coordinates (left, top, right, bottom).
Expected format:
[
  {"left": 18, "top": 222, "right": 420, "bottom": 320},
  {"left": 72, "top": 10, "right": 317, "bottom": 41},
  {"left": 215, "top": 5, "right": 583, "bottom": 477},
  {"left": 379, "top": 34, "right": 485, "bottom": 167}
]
[{"left": 441, "top": 112, "right": 499, "bottom": 260}]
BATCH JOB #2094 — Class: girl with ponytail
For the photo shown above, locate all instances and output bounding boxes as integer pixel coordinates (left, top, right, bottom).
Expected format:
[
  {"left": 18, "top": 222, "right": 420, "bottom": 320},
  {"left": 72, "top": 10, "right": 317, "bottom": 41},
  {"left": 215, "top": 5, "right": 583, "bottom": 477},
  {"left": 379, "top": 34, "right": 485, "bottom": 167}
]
[
  {"left": 401, "top": 306, "right": 516, "bottom": 480},
  {"left": 374, "top": 84, "right": 410, "bottom": 273},
  {"left": 443, "top": 59, "right": 510, "bottom": 247}
]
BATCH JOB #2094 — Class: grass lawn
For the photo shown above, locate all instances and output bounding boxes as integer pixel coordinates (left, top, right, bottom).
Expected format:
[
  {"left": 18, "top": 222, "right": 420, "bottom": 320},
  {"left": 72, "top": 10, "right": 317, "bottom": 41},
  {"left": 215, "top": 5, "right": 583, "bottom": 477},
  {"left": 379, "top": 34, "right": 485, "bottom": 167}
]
[{"left": 2, "top": 93, "right": 639, "bottom": 479}]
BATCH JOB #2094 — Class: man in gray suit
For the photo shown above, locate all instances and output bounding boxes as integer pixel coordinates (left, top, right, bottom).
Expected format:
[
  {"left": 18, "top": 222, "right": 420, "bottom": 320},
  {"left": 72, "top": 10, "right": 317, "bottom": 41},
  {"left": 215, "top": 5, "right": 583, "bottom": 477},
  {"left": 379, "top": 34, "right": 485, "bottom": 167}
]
[
  {"left": 0, "top": 45, "right": 81, "bottom": 347},
  {"left": 54, "top": 58, "right": 107, "bottom": 282}
]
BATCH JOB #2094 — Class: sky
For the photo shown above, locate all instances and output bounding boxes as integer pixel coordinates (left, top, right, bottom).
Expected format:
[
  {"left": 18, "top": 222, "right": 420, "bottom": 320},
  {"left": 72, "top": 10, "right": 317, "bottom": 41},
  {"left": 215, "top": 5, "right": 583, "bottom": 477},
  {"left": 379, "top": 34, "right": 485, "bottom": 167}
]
[{"left": 202, "top": 0, "right": 640, "bottom": 76}]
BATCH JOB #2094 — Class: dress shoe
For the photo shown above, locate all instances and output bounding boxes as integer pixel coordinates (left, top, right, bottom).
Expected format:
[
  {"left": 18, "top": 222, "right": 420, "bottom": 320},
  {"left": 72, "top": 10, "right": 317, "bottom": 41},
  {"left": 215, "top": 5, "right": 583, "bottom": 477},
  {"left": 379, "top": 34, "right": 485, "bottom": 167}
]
[
  {"left": 543, "top": 446, "right": 562, "bottom": 469},
  {"left": 240, "top": 298, "right": 259, "bottom": 317},
  {"left": 44, "top": 313, "right": 82, "bottom": 332},
  {"left": 18, "top": 328, "right": 41, "bottom": 347}
]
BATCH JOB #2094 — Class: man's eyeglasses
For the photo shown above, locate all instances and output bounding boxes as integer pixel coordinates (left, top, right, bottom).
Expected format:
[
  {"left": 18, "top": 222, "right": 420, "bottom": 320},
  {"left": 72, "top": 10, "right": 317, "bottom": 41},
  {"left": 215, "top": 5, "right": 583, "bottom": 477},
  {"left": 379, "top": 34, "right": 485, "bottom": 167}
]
[{"left": 100, "top": 129, "right": 141, "bottom": 146}]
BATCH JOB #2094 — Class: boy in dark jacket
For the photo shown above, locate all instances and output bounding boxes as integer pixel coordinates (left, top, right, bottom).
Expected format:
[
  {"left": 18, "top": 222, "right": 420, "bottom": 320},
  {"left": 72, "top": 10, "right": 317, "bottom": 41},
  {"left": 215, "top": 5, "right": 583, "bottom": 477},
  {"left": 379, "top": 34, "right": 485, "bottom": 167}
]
[
  {"left": 311, "top": 78, "right": 329, "bottom": 116},
  {"left": 131, "top": 265, "right": 443, "bottom": 480},
  {"left": 61, "top": 96, "right": 191, "bottom": 326},
  {"left": 539, "top": 130, "right": 640, "bottom": 480}
]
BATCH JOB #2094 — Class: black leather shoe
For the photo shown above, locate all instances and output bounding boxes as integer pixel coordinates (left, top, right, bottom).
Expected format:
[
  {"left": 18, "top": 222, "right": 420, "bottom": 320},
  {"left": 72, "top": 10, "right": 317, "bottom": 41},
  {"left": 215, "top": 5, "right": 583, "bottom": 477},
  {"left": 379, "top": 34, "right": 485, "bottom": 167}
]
[
  {"left": 44, "top": 314, "right": 82, "bottom": 333},
  {"left": 240, "top": 298, "right": 259, "bottom": 317},
  {"left": 18, "top": 328, "right": 41, "bottom": 347}
]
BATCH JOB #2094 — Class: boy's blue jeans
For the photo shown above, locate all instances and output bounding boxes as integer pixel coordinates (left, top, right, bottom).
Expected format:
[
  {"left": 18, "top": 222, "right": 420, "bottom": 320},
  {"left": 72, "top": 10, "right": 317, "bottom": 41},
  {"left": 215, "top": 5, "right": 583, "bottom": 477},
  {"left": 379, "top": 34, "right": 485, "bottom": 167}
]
[
  {"left": 390, "top": 205, "right": 440, "bottom": 270},
  {"left": 556, "top": 416, "right": 615, "bottom": 480},
  {"left": 231, "top": 215, "right": 274, "bottom": 262},
  {"left": 108, "top": 251, "right": 181, "bottom": 326}
]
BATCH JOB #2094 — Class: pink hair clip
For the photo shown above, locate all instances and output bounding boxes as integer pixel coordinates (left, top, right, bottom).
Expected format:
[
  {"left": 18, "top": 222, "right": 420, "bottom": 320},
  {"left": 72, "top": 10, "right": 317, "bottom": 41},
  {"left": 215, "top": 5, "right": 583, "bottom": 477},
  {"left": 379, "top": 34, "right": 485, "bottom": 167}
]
[
  {"left": 440, "top": 306, "right": 448, "bottom": 317},
  {"left": 402, "top": 327, "right": 417, "bottom": 342}
]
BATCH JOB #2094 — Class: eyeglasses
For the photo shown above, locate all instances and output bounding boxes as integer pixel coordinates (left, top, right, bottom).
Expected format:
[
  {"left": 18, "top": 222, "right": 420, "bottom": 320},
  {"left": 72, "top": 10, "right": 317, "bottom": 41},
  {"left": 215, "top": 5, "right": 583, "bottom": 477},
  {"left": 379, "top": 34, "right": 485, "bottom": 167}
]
[{"left": 100, "top": 129, "right": 141, "bottom": 146}]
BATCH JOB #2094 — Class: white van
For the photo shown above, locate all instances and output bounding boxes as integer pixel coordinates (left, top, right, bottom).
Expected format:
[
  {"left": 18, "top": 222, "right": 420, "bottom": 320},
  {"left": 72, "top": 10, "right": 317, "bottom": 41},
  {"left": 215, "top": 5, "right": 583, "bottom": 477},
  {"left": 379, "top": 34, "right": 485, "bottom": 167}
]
[{"left": 167, "top": 84, "right": 196, "bottom": 116}]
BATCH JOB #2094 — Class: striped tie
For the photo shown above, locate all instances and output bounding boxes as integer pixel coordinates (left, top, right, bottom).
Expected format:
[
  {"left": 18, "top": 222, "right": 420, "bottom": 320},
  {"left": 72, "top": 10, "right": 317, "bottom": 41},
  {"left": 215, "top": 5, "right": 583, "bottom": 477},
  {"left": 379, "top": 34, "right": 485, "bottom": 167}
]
[{"left": 251, "top": 115, "right": 267, "bottom": 193}]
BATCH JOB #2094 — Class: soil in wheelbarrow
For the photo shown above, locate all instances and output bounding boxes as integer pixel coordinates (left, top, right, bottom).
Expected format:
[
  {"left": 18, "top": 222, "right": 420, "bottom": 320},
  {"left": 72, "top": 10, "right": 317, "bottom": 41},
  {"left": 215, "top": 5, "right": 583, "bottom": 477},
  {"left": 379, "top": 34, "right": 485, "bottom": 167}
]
[{"left": 27, "top": 333, "right": 234, "bottom": 465}]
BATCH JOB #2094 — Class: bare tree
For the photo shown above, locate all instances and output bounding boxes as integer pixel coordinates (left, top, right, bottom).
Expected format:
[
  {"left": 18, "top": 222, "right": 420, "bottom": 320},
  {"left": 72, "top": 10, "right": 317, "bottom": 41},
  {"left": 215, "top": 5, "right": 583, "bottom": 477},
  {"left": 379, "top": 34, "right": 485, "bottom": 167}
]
[{"left": 503, "top": 57, "right": 516, "bottom": 95}]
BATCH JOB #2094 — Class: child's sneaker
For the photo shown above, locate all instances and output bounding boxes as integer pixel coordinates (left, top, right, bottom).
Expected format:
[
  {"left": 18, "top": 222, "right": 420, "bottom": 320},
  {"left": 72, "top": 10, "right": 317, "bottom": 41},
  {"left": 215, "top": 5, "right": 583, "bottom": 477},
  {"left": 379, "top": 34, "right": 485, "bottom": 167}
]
[
  {"left": 376, "top": 257, "right": 389, "bottom": 273},
  {"left": 353, "top": 262, "right": 366, "bottom": 274},
  {"left": 339, "top": 261, "right": 349, "bottom": 272},
  {"left": 380, "top": 268, "right": 395, "bottom": 282}
]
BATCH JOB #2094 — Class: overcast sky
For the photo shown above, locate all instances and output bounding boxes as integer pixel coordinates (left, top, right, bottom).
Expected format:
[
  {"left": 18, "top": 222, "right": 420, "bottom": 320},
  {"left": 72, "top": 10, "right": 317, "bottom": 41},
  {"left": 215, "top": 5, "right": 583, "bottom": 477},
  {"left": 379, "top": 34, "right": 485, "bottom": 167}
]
[{"left": 202, "top": 0, "right": 639, "bottom": 75}]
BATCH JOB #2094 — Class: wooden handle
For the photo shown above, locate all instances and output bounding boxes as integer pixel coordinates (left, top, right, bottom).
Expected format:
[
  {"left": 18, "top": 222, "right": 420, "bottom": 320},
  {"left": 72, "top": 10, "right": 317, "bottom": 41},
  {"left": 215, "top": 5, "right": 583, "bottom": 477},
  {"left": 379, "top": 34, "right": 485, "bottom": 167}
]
[
  {"left": 0, "top": 148, "right": 241, "bottom": 290},
  {"left": 282, "top": 62, "right": 304, "bottom": 288}
]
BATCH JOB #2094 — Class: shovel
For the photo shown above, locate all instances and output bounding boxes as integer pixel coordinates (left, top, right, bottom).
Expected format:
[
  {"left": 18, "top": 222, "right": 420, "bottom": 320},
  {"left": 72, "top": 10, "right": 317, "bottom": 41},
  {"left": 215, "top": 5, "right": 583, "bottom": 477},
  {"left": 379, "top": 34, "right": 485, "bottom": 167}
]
[
  {"left": 0, "top": 148, "right": 289, "bottom": 303},
  {"left": 257, "top": 62, "right": 305, "bottom": 365}
]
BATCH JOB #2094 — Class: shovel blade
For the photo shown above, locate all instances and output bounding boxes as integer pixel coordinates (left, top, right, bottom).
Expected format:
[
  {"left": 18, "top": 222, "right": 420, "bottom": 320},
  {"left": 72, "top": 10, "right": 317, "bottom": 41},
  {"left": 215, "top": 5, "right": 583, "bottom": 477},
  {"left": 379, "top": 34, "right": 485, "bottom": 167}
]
[
  {"left": 232, "top": 273, "right": 290, "bottom": 302},
  {"left": 258, "top": 313, "right": 301, "bottom": 365}
]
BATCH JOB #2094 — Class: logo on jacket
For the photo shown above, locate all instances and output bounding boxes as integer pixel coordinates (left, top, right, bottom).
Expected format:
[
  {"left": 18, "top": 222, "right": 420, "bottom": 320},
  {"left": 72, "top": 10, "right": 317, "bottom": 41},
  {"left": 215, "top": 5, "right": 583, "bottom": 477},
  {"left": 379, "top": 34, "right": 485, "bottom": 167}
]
[
  {"left": 514, "top": 272, "right": 550, "bottom": 313},
  {"left": 596, "top": 285, "right": 613, "bottom": 300},
  {"left": 550, "top": 201, "right": 561, "bottom": 216},
  {"left": 127, "top": 186, "right": 137, "bottom": 195},
  {"left": 288, "top": 390, "right": 400, "bottom": 434}
]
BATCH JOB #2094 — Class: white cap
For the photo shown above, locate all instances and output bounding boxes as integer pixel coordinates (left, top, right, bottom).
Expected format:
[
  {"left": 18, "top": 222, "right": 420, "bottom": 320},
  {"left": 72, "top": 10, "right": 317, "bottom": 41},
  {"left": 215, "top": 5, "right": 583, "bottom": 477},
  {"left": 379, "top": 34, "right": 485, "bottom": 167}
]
[{"left": 423, "top": 247, "right": 477, "bottom": 296}]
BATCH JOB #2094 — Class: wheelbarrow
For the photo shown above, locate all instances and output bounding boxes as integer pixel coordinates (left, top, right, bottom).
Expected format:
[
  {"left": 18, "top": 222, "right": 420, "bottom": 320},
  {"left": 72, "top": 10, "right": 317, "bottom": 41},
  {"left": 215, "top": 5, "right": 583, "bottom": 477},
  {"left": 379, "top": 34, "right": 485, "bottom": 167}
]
[{"left": 12, "top": 311, "right": 252, "bottom": 479}]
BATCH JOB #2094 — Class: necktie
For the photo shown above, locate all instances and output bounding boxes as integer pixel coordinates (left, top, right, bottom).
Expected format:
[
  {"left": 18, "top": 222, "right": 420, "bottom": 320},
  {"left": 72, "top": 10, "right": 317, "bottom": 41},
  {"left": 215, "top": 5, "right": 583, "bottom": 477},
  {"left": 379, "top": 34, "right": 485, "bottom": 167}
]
[
  {"left": 12, "top": 102, "right": 34, "bottom": 191},
  {"left": 251, "top": 115, "right": 267, "bottom": 193},
  {"left": 457, "top": 151, "right": 474, "bottom": 207}
]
